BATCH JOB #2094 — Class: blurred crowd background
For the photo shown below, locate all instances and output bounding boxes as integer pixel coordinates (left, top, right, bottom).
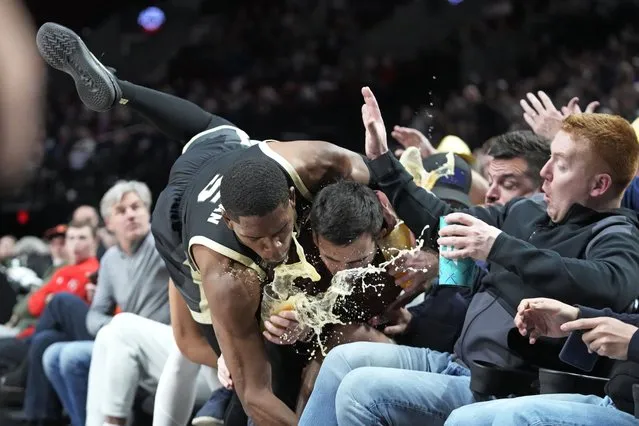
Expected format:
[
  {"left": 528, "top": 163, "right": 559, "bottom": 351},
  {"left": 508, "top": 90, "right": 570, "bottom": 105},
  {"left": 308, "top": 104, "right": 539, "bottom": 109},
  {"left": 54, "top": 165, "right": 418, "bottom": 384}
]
[{"left": 2, "top": 0, "right": 639, "bottom": 238}]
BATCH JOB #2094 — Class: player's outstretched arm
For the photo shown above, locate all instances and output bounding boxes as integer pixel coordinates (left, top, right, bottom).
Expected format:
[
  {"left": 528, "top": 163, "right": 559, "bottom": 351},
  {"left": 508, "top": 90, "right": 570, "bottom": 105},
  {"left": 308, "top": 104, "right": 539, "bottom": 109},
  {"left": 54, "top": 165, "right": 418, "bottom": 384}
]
[
  {"left": 269, "top": 139, "right": 371, "bottom": 193},
  {"left": 193, "top": 246, "right": 297, "bottom": 426},
  {"left": 168, "top": 278, "right": 219, "bottom": 368}
]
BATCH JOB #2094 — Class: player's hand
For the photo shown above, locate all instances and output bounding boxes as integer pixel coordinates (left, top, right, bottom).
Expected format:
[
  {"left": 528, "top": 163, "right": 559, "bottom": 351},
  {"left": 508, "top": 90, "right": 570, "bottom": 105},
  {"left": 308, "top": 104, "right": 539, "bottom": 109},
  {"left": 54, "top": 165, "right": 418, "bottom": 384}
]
[
  {"left": 437, "top": 213, "right": 502, "bottom": 261},
  {"left": 361, "top": 86, "right": 388, "bottom": 160},
  {"left": 263, "top": 310, "right": 312, "bottom": 346},
  {"left": 391, "top": 126, "right": 436, "bottom": 158},
  {"left": 515, "top": 298, "right": 580, "bottom": 344},
  {"left": 45, "top": 293, "right": 54, "bottom": 304},
  {"left": 561, "top": 317, "right": 638, "bottom": 360},
  {"left": 216, "top": 354, "right": 233, "bottom": 390},
  {"left": 384, "top": 307, "right": 412, "bottom": 336}
]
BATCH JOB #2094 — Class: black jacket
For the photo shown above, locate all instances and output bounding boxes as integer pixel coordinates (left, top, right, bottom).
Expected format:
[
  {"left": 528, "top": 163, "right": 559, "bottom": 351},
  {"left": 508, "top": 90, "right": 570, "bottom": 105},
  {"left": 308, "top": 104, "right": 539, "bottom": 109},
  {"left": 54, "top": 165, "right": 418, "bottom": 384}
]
[{"left": 369, "top": 152, "right": 639, "bottom": 368}]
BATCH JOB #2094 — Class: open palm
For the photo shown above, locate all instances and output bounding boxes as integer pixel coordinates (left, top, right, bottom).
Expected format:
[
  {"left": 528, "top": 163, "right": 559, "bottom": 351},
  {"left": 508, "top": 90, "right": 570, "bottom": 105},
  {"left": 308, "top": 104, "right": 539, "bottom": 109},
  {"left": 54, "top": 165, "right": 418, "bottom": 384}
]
[{"left": 361, "top": 87, "right": 388, "bottom": 160}]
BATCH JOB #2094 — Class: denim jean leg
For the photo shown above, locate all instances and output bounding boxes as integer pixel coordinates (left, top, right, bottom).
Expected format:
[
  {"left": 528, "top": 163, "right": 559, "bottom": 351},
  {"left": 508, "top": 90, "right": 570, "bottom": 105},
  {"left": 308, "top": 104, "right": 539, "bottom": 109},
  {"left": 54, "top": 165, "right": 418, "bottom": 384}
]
[
  {"left": 43, "top": 343, "right": 70, "bottom": 418},
  {"left": 299, "top": 342, "right": 455, "bottom": 426},
  {"left": 59, "top": 341, "right": 93, "bottom": 426},
  {"left": 335, "top": 361, "right": 473, "bottom": 426},
  {"left": 23, "top": 329, "right": 67, "bottom": 421},
  {"left": 446, "top": 394, "right": 639, "bottom": 426},
  {"left": 36, "top": 293, "right": 92, "bottom": 340}
]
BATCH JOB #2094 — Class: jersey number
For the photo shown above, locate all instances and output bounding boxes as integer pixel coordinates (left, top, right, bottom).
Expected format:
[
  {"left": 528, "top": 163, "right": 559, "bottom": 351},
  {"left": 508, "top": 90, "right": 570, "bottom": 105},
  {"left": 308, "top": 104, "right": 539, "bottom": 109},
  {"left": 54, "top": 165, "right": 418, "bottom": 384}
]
[{"left": 198, "top": 174, "right": 224, "bottom": 225}]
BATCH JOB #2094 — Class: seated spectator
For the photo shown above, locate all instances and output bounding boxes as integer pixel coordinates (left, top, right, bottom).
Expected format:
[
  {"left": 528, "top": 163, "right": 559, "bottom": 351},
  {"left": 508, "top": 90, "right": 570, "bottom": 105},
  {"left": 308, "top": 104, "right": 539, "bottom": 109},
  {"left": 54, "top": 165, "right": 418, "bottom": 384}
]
[
  {"left": 0, "top": 225, "right": 69, "bottom": 340},
  {"left": 42, "top": 224, "right": 68, "bottom": 277},
  {"left": 386, "top": 131, "right": 550, "bottom": 353},
  {"left": 0, "top": 219, "right": 99, "bottom": 424},
  {"left": 40, "top": 180, "right": 212, "bottom": 426},
  {"left": 482, "top": 130, "right": 551, "bottom": 205},
  {"left": 72, "top": 204, "right": 116, "bottom": 258},
  {"left": 298, "top": 93, "right": 639, "bottom": 425},
  {"left": 445, "top": 297, "right": 639, "bottom": 425},
  {"left": 25, "top": 221, "right": 97, "bottom": 321},
  {"left": 520, "top": 92, "right": 639, "bottom": 216}
]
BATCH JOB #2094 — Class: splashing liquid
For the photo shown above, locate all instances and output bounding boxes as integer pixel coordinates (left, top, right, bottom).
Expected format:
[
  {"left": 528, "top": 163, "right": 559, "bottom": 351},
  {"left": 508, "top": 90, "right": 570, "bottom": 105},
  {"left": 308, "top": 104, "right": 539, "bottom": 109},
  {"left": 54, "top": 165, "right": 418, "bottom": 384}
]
[
  {"left": 263, "top": 226, "right": 430, "bottom": 356},
  {"left": 399, "top": 147, "right": 455, "bottom": 191},
  {"left": 378, "top": 222, "right": 416, "bottom": 288},
  {"left": 265, "top": 233, "right": 353, "bottom": 355},
  {"left": 262, "top": 148, "right": 446, "bottom": 356}
]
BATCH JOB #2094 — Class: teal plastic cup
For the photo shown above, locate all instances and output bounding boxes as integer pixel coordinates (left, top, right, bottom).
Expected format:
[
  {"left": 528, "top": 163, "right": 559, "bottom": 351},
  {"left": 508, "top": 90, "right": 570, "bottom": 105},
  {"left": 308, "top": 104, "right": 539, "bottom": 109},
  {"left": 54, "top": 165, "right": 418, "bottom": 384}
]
[{"left": 438, "top": 216, "right": 474, "bottom": 287}]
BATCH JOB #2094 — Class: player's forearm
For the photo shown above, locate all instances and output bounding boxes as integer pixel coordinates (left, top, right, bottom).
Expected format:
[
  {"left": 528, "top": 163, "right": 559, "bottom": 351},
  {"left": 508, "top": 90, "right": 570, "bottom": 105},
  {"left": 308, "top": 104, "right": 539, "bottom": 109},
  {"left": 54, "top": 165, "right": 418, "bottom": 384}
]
[
  {"left": 346, "top": 152, "right": 372, "bottom": 184},
  {"left": 170, "top": 279, "right": 219, "bottom": 367},
  {"left": 243, "top": 388, "right": 298, "bottom": 426},
  {"left": 175, "top": 333, "right": 218, "bottom": 368}
]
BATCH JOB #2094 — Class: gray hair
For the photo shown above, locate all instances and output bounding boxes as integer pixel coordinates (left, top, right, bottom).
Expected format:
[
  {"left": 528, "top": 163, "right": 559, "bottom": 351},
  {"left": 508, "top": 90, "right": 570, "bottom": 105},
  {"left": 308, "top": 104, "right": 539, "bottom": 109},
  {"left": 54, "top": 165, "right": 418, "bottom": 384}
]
[{"left": 100, "top": 180, "right": 152, "bottom": 220}]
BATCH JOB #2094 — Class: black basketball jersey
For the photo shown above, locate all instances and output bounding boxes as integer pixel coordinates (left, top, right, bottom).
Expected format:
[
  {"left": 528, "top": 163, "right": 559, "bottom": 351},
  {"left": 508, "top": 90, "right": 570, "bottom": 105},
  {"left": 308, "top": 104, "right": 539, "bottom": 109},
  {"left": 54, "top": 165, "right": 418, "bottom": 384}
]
[{"left": 176, "top": 130, "right": 313, "bottom": 324}]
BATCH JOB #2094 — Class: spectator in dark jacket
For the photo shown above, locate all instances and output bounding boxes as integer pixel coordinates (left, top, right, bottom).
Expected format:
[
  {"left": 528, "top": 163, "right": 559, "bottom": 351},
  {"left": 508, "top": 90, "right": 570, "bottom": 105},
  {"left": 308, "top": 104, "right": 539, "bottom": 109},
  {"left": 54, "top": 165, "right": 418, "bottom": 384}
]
[
  {"left": 445, "top": 297, "right": 639, "bottom": 425},
  {"left": 299, "top": 92, "right": 639, "bottom": 426}
]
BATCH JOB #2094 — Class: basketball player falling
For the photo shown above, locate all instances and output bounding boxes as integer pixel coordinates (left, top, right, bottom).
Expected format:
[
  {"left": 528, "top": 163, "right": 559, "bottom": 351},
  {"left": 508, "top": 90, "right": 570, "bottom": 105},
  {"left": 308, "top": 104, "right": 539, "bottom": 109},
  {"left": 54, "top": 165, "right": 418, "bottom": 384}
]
[{"left": 36, "top": 22, "right": 435, "bottom": 425}]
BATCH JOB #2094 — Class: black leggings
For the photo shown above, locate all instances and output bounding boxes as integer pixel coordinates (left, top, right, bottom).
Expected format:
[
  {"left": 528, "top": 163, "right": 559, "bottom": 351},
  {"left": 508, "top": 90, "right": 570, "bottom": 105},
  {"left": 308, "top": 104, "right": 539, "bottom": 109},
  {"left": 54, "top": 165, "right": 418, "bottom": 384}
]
[{"left": 119, "top": 80, "right": 234, "bottom": 142}]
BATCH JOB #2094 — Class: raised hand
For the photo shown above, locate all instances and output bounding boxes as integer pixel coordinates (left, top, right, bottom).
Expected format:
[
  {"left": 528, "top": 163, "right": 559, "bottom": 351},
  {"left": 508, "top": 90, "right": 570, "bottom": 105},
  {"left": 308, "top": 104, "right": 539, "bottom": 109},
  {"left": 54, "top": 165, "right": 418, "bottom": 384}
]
[
  {"left": 391, "top": 126, "right": 436, "bottom": 158},
  {"left": 520, "top": 91, "right": 565, "bottom": 140},
  {"left": 560, "top": 97, "right": 600, "bottom": 116},
  {"left": 515, "top": 297, "right": 579, "bottom": 344},
  {"left": 521, "top": 91, "right": 601, "bottom": 140},
  {"left": 361, "top": 86, "right": 388, "bottom": 160}
]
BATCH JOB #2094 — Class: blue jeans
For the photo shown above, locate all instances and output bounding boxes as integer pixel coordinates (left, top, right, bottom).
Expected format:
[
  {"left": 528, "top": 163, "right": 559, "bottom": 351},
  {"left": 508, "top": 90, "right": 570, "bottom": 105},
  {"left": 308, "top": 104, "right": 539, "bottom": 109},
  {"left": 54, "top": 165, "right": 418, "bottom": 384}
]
[
  {"left": 23, "top": 329, "right": 66, "bottom": 421},
  {"left": 445, "top": 394, "right": 639, "bottom": 426},
  {"left": 299, "top": 342, "right": 475, "bottom": 426},
  {"left": 43, "top": 341, "right": 93, "bottom": 426},
  {"left": 24, "top": 293, "right": 92, "bottom": 421}
]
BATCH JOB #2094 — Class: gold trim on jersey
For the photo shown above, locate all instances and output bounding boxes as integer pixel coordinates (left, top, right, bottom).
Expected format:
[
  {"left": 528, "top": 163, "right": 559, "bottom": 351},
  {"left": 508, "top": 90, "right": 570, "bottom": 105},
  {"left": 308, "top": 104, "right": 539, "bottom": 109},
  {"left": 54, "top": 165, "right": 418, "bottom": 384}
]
[
  {"left": 182, "top": 259, "right": 212, "bottom": 324},
  {"left": 188, "top": 236, "right": 266, "bottom": 280},
  {"left": 259, "top": 141, "right": 313, "bottom": 201},
  {"left": 182, "top": 125, "right": 254, "bottom": 154},
  {"left": 192, "top": 284, "right": 212, "bottom": 324}
]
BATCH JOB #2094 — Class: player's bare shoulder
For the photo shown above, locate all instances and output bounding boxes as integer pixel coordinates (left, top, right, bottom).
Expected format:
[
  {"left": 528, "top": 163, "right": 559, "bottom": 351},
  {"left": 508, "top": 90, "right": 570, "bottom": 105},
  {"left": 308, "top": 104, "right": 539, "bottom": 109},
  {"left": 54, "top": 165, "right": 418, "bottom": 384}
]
[{"left": 192, "top": 244, "right": 262, "bottom": 297}]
